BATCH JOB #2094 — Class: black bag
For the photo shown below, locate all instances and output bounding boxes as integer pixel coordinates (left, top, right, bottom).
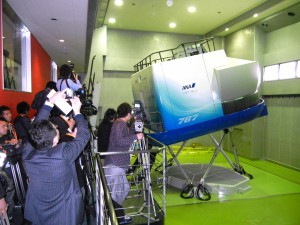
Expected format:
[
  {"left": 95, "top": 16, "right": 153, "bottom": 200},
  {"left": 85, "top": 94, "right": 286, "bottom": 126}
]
[{"left": 31, "top": 89, "right": 50, "bottom": 110}]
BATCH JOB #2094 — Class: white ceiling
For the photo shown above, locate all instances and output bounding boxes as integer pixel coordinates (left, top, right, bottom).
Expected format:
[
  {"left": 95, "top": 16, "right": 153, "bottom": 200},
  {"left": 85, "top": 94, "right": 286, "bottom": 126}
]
[
  {"left": 5, "top": 0, "right": 300, "bottom": 73},
  {"left": 5, "top": 0, "right": 94, "bottom": 73}
]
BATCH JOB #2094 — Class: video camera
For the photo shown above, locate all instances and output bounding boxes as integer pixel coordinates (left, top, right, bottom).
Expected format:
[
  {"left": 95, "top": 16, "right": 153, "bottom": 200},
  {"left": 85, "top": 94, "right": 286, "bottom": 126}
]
[
  {"left": 0, "top": 143, "right": 21, "bottom": 167},
  {"left": 0, "top": 143, "right": 19, "bottom": 156},
  {"left": 132, "top": 100, "right": 146, "bottom": 133},
  {"left": 65, "top": 88, "right": 98, "bottom": 117}
]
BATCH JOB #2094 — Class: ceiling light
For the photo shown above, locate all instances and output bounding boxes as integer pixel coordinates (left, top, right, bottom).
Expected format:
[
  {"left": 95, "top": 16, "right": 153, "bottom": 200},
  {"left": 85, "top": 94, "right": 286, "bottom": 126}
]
[
  {"left": 188, "top": 6, "right": 196, "bottom": 13},
  {"left": 59, "top": 39, "right": 64, "bottom": 42},
  {"left": 166, "top": 0, "right": 173, "bottom": 7},
  {"left": 109, "top": 18, "right": 116, "bottom": 23},
  {"left": 114, "top": 0, "right": 123, "bottom": 6},
  {"left": 253, "top": 13, "right": 258, "bottom": 18},
  {"left": 169, "top": 22, "right": 176, "bottom": 28}
]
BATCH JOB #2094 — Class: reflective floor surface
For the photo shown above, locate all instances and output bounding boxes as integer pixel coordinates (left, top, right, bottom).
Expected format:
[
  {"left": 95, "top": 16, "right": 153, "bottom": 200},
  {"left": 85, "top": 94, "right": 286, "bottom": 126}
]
[{"left": 163, "top": 148, "right": 300, "bottom": 225}]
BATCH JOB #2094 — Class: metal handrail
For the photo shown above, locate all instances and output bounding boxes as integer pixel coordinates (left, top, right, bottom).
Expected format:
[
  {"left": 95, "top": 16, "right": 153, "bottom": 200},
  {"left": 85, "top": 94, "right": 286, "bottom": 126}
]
[
  {"left": 100, "top": 136, "right": 166, "bottom": 157},
  {"left": 96, "top": 135, "right": 166, "bottom": 225},
  {"left": 133, "top": 37, "right": 215, "bottom": 72},
  {"left": 95, "top": 154, "right": 118, "bottom": 225}
]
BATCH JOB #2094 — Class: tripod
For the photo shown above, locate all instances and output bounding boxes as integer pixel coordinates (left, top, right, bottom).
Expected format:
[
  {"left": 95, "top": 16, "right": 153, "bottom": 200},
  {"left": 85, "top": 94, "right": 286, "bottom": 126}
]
[
  {"left": 81, "top": 120, "right": 96, "bottom": 224},
  {"left": 0, "top": 153, "right": 27, "bottom": 225},
  {"left": 133, "top": 137, "right": 158, "bottom": 222},
  {"left": 0, "top": 213, "right": 9, "bottom": 225},
  {"left": 8, "top": 158, "right": 27, "bottom": 225},
  {"left": 10, "top": 161, "right": 26, "bottom": 204}
]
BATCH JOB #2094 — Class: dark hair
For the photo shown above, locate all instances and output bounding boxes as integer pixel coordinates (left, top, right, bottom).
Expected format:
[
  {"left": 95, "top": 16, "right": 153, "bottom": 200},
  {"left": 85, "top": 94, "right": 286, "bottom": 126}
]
[
  {"left": 46, "top": 81, "right": 58, "bottom": 91},
  {"left": 117, "top": 103, "right": 132, "bottom": 118},
  {"left": 0, "top": 116, "right": 7, "bottom": 122},
  {"left": 29, "top": 120, "right": 57, "bottom": 149},
  {"left": 50, "top": 105, "right": 62, "bottom": 117},
  {"left": 0, "top": 106, "right": 10, "bottom": 116},
  {"left": 59, "top": 64, "right": 72, "bottom": 79},
  {"left": 17, "top": 101, "right": 30, "bottom": 114},
  {"left": 103, "top": 108, "right": 117, "bottom": 122},
  {"left": 50, "top": 116, "right": 69, "bottom": 133}
]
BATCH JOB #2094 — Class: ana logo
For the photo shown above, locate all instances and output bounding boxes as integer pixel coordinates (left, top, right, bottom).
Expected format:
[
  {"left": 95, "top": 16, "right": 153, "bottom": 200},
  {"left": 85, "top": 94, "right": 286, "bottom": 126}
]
[{"left": 182, "top": 83, "right": 196, "bottom": 90}]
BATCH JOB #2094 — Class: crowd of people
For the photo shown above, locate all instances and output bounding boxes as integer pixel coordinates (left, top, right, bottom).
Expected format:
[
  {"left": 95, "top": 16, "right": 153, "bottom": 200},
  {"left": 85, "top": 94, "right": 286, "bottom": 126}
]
[{"left": 0, "top": 64, "right": 144, "bottom": 225}]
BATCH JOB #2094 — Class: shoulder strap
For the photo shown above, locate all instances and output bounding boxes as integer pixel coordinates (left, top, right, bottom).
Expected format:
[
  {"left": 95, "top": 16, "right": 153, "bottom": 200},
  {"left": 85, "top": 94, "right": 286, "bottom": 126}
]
[{"left": 59, "top": 79, "right": 70, "bottom": 91}]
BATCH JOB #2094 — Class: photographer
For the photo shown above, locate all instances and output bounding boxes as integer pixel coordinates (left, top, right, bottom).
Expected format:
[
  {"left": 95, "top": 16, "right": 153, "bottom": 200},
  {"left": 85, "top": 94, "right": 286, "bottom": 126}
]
[
  {"left": 104, "top": 102, "right": 143, "bottom": 225},
  {"left": 0, "top": 118, "right": 16, "bottom": 223},
  {"left": 56, "top": 64, "right": 82, "bottom": 92},
  {"left": 22, "top": 89, "right": 90, "bottom": 225},
  {"left": 0, "top": 111, "right": 27, "bottom": 201},
  {"left": 0, "top": 106, "right": 19, "bottom": 146}
]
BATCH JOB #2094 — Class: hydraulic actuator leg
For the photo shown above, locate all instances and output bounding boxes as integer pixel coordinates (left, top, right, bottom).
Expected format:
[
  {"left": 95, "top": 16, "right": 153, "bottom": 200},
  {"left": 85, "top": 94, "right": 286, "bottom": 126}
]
[
  {"left": 229, "top": 131, "right": 253, "bottom": 179},
  {"left": 196, "top": 129, "right": 253, "bottom": 201},
  {"left": 167, "top": 144, "right": 194, "bottom": 199}
]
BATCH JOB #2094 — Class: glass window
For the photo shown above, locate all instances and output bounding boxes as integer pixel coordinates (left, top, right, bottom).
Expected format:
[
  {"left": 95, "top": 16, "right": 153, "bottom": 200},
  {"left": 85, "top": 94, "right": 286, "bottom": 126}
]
[
  {"left": 297, "top": 61, "right": 300, "bottom": 78},
  {"left": 51, "top": 61, "right": 58, "bottom": 81},
  {"left": 2, "top": 1, "right": 31, "bottom": 92},
  {"left": 279, "top": 61, "right": 296, "bottom": 80},
  {"left": 263, "top": 65, "right": 279, "bottom": 81}
]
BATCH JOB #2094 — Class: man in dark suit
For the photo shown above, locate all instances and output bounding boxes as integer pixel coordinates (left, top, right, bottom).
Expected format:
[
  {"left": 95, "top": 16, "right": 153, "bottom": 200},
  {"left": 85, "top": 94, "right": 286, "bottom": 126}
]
[{"left": 22, "top": 90, "right": 90, "bottom": 225}]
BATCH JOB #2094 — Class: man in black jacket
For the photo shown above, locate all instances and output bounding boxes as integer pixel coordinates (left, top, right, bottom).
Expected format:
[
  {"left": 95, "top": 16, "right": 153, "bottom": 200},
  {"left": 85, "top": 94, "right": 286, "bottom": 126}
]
[{"left": 14, "top": 101, "right": 31, "bottom": 143}]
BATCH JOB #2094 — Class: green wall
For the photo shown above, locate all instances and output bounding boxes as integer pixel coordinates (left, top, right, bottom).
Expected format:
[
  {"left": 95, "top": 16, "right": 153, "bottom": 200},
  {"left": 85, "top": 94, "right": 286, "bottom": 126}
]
[
  {"left": 222, "top": 25, "right": 266, "bottom": 160},
  {"left": 222, "top": 22, "right": 300, "bottom": 169},
  {"left": 87, "top": 21, "right": 300, "bottom": 170},
  {"left": 262, "top": 22, "right": 300, "bottom": 169}
]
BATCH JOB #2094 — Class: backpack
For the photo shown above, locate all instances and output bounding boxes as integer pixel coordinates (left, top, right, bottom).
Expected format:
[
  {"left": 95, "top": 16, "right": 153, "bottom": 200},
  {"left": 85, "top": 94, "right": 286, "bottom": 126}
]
[{"left": 31, "top": 89, "right": 50, "bottom": 110}]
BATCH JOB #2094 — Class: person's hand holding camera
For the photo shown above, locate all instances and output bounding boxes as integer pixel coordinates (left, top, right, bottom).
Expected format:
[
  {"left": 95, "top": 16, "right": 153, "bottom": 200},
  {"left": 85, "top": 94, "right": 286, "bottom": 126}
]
[
  {"left": 136, "top": 133, "right": 144, "bottom": 140},
  {"left": 74, "top": 73, "right": 78, "bottom": 81},
  {"left": 6, "top": 138, "right": 18, "bottom": 145},
  {"left": 70, "top": 96, "right": 82, "bottom": 116},
  {"left": 48, "top": 89, "right": 68, "bottom": 104}
]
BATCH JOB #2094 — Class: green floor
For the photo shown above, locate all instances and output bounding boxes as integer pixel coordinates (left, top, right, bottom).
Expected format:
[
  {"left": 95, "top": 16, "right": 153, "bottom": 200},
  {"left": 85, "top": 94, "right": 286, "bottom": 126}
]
[{"left": 162, "top": 148, "right": 300, "bottom": 225}]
